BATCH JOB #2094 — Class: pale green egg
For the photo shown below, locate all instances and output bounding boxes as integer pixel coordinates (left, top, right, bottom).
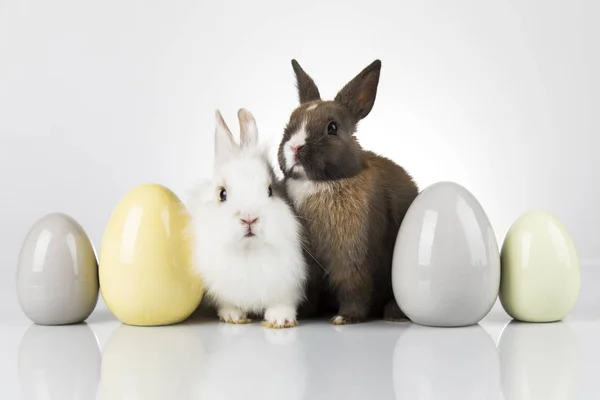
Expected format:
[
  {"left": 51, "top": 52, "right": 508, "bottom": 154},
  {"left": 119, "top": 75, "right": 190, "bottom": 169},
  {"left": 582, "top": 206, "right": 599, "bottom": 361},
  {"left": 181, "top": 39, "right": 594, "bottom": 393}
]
[{"left": 499, "top": 210, "right": 580, "bottom": 322}]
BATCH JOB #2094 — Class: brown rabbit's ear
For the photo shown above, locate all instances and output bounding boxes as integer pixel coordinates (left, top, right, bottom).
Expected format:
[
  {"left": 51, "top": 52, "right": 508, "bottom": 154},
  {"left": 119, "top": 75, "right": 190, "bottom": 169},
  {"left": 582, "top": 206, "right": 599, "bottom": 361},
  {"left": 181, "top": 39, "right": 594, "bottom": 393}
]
[
  {"left": 214, "top": 109, "right": 239, "bottom": 165},
  {"left": 237, "top": 108, "right": 258, "bottom": 148},
  {"left": 291, "top": 59, "right": 321, "bottom": 104},
  {"left": 334, "top": 60, "right": 382, "bottom": 120}
]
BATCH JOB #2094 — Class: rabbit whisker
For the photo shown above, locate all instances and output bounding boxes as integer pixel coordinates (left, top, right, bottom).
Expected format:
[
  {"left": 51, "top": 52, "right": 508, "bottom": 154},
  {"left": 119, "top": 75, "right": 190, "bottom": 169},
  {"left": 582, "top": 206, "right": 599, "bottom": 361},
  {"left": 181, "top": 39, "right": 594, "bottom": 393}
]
[
  {"left": 294, "top": 215, "right": 318, "bottom": 224},
  {"left": 300, "top": 243, "right": 330, "bottom": 276}
]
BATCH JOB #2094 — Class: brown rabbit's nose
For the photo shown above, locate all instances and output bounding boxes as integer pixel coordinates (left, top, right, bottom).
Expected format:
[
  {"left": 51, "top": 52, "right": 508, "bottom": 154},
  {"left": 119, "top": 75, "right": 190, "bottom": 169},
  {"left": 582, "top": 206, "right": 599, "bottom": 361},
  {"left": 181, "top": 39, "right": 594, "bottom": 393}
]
[
  {"left": 291, "top": 145, "right": 304, "bottom": 155},
  {"left": 241, "top": 217, "right": 258, "bottom": 226}
]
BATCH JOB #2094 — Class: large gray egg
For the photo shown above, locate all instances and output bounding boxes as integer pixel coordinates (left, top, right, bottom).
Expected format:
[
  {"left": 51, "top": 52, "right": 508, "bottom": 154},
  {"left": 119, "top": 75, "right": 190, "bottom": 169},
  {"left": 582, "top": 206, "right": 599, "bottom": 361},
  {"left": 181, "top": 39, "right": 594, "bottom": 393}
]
[
  {"left": 16, "top": 213, "right": 99, "bottom": 325},
  {"left": 392, "top": 181, "right": 500, "bottom": 327}
]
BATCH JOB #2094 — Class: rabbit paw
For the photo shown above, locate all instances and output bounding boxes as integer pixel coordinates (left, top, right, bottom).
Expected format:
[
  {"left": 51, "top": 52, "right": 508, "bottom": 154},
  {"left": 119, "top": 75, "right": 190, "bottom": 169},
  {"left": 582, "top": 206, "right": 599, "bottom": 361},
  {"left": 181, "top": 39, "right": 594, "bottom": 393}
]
[
  {"left": 383, "top": 300, "right": 411, "bottom": 322},
  {"left": 331, "top": 315, "right": 362, "bottom": 325},
  {"left": 262, "top": 305, "right": 298, "bottom": 329},
  {"left": 218, "top": 307, "right": 251, "bottom": 324}
]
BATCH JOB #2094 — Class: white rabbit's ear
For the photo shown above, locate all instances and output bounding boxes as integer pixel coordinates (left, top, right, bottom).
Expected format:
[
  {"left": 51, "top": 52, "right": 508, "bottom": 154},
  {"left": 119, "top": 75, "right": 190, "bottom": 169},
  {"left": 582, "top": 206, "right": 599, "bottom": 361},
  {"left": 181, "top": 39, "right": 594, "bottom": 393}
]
[
  {"left": 237, "top": 108, "right": 258, "bottom": 149},
  {"left": 214, "top": 109, "right": 238, "bottom": 165}
]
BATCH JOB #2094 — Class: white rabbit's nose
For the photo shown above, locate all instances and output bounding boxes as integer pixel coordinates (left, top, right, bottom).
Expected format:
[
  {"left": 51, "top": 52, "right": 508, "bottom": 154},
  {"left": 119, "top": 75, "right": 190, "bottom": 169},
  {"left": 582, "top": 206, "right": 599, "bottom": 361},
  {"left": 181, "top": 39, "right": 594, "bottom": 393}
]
[{"left": 240, "top": 217, "right": 258, "bottom": 226}]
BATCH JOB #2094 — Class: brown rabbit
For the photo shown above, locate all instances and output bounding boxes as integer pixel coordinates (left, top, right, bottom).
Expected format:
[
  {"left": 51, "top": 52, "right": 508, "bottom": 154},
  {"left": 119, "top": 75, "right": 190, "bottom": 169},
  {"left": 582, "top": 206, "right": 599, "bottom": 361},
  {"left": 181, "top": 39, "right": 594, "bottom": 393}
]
[{"left": 278, "top": 59, "right": 419, "bottom": 324}]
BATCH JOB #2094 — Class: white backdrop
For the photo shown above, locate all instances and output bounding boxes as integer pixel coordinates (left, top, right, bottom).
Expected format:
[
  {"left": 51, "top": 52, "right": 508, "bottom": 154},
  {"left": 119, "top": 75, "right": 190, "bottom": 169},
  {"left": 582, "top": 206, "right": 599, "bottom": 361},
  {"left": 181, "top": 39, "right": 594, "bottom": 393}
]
[{"left": 1, "top": 0, "right": 599, "bottom": 316}]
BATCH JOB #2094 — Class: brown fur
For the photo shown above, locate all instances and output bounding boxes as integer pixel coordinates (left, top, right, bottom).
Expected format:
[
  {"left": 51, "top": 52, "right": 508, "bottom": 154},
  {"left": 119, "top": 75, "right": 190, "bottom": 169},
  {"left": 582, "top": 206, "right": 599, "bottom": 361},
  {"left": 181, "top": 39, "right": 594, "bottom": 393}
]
[
  {"left": 292, "top": 60, "right": 321, "bottom": 104},
  {"left": 279, "top": 60, "right": 419, "bottom": 323}
]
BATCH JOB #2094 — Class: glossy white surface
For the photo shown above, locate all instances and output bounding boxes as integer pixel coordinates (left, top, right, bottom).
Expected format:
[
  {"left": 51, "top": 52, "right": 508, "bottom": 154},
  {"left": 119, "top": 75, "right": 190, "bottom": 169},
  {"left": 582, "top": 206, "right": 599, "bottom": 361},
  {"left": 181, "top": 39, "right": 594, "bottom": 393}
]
[{"left": 3, "top": 268, "right": 600, "bottom": 399}]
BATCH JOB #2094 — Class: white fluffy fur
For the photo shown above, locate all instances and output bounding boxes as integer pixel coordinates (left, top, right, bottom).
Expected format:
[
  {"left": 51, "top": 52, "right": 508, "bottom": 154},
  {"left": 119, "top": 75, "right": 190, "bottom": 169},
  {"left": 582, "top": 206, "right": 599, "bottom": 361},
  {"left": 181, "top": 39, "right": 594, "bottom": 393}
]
[
  {"left": 188, "top": 109, "right": 307, "bottom": 327},
  {"left": 282, "top": 122, "right": 330, "bottom": 208},
  {"left": 286, "top": 178, "right": 326, "bottom": 209},
  {"left": 282, "top": 121, "right": 307, "bottom": 173}
]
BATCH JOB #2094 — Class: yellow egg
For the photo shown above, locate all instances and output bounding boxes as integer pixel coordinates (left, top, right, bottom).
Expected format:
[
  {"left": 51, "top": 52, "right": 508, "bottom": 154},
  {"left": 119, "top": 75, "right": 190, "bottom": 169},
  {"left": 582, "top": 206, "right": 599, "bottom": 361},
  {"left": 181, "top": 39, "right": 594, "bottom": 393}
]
[
  {"left": 499, "top": 209, "right": 580, "bottom": 322},
  {"left": 99, "top": 184, "right": 203, "bottom": 326}
]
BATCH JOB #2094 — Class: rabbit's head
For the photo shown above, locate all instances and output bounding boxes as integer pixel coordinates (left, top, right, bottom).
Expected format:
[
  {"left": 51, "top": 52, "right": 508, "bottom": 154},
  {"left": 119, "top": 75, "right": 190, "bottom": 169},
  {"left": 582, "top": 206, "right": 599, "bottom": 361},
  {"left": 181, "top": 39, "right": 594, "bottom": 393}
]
[
  {"left": 278, "top": 59, "right": 382, "bottom": 181},
  {"left": 192, "top": 109, "right": 299, "bottom": 252}
]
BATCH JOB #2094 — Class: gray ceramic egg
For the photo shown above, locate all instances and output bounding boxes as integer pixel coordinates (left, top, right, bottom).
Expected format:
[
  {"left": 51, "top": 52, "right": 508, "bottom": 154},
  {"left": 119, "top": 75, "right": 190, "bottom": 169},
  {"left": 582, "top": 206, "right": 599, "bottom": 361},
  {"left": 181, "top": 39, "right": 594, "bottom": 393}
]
[
  {"left": 16, "top": 213, "right": 99, "bottom": 325},
  {"left": 392, "top": 181, "right": 500, "bottom": 327}
]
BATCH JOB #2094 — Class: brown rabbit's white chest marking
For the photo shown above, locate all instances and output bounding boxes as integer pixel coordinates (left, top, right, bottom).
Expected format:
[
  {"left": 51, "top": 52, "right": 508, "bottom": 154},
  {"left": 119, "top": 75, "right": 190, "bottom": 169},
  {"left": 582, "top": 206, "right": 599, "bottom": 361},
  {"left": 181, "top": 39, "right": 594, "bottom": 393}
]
[
  {"left": 287, "top": 178, "right": 328, "bottom": 208},
  {"left": 286, "top": 173, "right": 372, "bottom": 273}
]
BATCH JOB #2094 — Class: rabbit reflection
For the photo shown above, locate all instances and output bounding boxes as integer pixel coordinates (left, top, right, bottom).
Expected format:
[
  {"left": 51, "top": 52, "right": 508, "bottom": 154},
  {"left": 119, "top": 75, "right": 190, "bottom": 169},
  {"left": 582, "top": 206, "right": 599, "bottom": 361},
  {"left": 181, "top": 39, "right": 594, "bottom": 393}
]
[
  {"left": 195, "top": 323, "right": 307, "bottom": 400},
  {"left": 297, "top": 323, "right": 400, "bottom": 399}
]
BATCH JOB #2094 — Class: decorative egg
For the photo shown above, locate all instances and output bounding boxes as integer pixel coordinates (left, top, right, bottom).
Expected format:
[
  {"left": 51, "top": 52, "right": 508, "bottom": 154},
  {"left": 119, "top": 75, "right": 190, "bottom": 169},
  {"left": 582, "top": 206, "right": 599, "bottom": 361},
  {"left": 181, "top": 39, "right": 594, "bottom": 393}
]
[
  {"left": 16, "top": 213, "right": 99, "bottom": 325},
  {"left": 100, "top": 323, "right": 204, "bottom": 399},
  {"left": 498, "top": 321, "right": 579, "bottom": 399},
  {"left": 499, "top": 209, "right": 580, "bottom": 322},
  {"left": 393, "top": 324, "right": 500, "bottom": 398},
  {"left": 18, "top": 323, "right": 101, "bottom": 399},
  {"left": 99, "top": 184, "right": 204, "bottom": 326},
  {"left": 391, "top": 181, "right": 500, "bottom": 327}
]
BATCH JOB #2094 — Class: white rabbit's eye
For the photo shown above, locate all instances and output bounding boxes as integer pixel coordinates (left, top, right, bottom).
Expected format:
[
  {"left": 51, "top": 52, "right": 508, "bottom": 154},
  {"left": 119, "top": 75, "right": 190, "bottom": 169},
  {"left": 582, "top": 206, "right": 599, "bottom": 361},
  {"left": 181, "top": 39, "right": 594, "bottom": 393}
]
[
  {"left": 268, "top": 185, "right": 273, "bottom": 197},
  {"left": 219, "top": 188, "right": 227, "bottom": 202},
  {"left": 327, "top": 121, "right": 338, "bottom": 135}
]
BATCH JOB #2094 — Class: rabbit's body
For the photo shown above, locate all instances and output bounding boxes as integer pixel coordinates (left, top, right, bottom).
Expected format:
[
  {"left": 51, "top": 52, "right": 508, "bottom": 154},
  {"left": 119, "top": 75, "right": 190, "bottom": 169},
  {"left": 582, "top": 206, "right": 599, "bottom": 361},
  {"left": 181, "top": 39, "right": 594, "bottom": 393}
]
[
  {"left": 190, "top": 109, "right": 307, "bottom": 328},
  {"left": 279, "top": 61, "right": 419, "bottom": 324},
  {"left": 193, "top": 202, "right": 306, "bottom": 320}
]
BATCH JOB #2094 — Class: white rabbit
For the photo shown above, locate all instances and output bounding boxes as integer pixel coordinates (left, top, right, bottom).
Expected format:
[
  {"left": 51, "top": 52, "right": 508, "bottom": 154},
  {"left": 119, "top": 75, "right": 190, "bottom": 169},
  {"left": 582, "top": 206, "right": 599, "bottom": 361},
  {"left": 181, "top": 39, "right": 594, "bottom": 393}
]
[{"left": 188, "top": 108, "right": 307, "bottom": 328}]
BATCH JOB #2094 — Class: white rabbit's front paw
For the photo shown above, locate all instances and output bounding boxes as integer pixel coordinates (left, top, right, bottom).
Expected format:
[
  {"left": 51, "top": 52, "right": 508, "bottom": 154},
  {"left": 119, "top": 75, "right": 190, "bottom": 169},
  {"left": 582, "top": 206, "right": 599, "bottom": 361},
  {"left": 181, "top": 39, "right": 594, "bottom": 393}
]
[
  {"left": 262, "top": 305, "right": 297, "bottom": 329},
  {"left": 218, "top": 306, "right": 251, "bottom": 324}
]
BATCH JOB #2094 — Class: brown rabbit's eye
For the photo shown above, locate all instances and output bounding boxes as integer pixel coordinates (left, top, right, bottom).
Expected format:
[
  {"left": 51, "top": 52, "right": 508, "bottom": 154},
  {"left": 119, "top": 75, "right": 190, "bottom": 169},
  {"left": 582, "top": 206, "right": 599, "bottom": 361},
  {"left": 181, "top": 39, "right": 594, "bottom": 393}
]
[
  {"left": 268, "top": 185, "right": 273, "bottom": 197},
  {"left": 219, "top": 188, "right": 227, "bottom": 202},
  {"left": 327, "top": 121, "right": 338, "bottom": 135}
]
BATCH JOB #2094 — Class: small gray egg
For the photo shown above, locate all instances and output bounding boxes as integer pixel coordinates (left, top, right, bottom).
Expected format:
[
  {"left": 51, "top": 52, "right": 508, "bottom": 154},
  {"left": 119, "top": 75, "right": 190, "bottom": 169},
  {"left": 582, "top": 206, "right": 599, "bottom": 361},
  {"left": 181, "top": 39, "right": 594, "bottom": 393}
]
[
  {"left": 16, "top": 213, "right": 99, "bottom": 325},
  {"left": 392, "top": 181, "right": 500, "bottom": 327}
]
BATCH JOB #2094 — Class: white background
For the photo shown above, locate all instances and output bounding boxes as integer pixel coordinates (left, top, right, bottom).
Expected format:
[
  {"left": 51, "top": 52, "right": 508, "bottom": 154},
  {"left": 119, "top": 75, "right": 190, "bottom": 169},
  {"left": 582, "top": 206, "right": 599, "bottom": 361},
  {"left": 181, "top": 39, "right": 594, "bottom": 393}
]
[{"left": 1, "top": 0, "right": 599, "bottom": 317}]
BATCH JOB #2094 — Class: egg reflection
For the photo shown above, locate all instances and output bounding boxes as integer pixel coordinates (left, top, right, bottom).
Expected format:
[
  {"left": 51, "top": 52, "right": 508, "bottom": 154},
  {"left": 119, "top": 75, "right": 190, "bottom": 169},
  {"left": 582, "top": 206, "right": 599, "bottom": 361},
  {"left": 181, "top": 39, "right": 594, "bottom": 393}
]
[
  {"left": 393, "top": 324, "right": 501, "bottom": 399},
  {"left": 498, "top": 321, "right": 580, "bottom": 399},
  {"left": 18, "top": 323, "right": 101, "bottom": 399},
  {"left": 99, "top": 322, "right": 205, "bottom": 399}
]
